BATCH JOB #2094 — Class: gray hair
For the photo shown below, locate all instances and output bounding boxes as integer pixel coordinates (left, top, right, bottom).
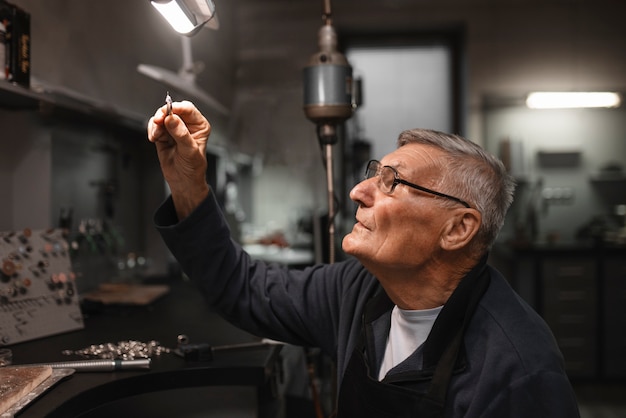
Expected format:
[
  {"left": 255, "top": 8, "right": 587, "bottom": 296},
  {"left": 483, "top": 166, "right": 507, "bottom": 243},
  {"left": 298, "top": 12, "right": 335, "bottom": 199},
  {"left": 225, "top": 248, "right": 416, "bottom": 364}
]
[{"left": 397, "top": 128, "right": 516, "bottom": 254}]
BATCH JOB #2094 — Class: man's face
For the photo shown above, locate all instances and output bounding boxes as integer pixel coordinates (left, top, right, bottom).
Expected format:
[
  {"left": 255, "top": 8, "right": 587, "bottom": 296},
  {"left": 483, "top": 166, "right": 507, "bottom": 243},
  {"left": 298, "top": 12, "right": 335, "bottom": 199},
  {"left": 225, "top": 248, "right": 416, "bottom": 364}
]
[{"left": 342, "top": 143, "right": 454, "bottom": 271}]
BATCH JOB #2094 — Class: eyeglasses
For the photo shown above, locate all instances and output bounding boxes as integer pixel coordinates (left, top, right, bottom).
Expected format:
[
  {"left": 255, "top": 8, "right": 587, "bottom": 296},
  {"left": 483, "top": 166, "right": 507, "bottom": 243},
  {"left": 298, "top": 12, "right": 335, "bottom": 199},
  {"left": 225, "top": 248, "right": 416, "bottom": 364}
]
[{"left": 364, "top": 160, "right": 471, "bottom": 208}]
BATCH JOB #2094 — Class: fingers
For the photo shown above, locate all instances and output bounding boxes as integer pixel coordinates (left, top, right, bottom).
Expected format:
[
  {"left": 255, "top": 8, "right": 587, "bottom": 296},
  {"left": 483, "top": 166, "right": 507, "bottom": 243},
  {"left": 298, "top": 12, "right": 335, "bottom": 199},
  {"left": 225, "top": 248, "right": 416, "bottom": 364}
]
[
  {"left": 147, "top": 105, "right": 169, "bottom": 143},
  {"left": 147, "top": 116, "right": 168, "bottom": 143},
  {"left": 169, "top": 101, "right": 206, "bottom": 124},
  {"left": 164, "top": 113, "right": 193, "bottom": 146},
  {"left": 147, "top": 100, "right": 210, "bottom": 145}
]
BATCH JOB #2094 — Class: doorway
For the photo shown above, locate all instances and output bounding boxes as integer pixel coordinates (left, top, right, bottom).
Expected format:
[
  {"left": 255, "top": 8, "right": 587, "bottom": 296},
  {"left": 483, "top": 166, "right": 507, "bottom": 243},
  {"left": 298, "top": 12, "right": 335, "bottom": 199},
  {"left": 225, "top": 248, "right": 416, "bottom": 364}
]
[{"left": 338, "top": 29, "right": 466, "bottom": 222}]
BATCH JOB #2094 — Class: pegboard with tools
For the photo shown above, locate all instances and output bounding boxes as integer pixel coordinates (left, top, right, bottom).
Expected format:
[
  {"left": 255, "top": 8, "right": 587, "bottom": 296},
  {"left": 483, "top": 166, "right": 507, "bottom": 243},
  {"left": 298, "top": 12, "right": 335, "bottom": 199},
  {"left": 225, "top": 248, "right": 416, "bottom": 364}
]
[{"left": 0, "top": 228, "right": 84, "bottom": 346}]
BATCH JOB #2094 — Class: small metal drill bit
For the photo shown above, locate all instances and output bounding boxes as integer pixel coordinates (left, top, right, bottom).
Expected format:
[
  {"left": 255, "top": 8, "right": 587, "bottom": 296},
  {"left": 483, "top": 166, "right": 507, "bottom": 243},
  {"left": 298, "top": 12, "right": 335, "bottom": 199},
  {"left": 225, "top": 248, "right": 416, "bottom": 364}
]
[{"left": 165, "top": 91, "right": 172, "bottom": 116}]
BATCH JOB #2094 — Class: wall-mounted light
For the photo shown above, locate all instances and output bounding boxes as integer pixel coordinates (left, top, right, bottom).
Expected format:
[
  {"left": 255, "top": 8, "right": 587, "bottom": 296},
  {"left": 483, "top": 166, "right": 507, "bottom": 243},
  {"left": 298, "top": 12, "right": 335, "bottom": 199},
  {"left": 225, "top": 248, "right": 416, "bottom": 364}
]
[
  {"left": 151, "top": 0, "right": 218, "bottom": 36},
  {"left": 526, "top": 92, "right": 621, "bottom": 109}
]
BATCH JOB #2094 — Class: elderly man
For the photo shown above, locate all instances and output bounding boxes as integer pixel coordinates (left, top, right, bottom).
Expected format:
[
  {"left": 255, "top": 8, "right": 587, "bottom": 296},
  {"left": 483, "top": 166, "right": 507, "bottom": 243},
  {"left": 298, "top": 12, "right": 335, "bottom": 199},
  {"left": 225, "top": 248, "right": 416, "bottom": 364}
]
[{"left": 148, "top": 101, "right": 580, "bottom": 417}]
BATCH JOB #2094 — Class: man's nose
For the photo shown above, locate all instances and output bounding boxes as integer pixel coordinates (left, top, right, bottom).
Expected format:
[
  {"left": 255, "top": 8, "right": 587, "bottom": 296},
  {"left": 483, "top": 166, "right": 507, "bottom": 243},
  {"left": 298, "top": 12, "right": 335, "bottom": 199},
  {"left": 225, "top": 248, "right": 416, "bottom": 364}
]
[{"left": 349, "top": 176, "right": 376, "bottom": 205}]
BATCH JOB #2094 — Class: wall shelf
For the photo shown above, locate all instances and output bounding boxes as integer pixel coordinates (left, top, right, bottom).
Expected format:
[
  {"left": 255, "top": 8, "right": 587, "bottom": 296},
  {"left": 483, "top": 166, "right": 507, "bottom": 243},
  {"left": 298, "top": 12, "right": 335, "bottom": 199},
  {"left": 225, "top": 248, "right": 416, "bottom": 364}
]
[
  {"left": 0, "top": 80, "right": 41, "bottom": 109},
  {"left": 0, "top": 80, "right": 145, "bottom": 133}
]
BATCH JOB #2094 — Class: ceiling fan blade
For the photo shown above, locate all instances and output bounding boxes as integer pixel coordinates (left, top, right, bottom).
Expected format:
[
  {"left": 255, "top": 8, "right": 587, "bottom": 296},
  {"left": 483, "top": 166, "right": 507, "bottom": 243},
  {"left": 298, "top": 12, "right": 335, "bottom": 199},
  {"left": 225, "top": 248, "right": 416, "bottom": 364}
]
[{"left": 137, "top": 63, "right": 229, "bottom": 116}]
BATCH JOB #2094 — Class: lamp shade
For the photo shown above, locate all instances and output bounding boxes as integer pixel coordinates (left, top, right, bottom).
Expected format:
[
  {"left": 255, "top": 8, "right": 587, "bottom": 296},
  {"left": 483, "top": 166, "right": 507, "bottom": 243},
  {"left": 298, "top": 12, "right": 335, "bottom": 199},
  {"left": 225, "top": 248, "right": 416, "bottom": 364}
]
[{"left": 151, "top": 0, "right": 217, "bottom": 36}]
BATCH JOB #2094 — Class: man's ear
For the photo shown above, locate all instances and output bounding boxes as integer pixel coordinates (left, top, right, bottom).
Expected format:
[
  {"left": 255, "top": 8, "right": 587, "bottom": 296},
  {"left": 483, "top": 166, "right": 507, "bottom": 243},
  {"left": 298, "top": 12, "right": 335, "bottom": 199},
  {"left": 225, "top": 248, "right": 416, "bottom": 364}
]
[{"left": 440, "top": 209, "right": 482, "bottom": 251}]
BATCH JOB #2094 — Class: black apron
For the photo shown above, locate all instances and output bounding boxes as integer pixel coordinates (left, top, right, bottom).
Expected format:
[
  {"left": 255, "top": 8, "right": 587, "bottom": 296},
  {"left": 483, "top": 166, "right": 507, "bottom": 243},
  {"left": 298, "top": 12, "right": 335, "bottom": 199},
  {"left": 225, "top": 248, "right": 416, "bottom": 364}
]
[{"left": 335, "top": 263, "right": 490, "bottom": 418}]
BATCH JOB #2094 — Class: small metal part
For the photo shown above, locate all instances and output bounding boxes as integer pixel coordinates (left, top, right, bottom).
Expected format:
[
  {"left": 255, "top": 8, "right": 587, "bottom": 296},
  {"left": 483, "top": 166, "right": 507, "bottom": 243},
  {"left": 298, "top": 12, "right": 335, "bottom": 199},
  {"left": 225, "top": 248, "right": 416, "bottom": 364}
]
[
  {"left": 178, "top": 343, "right": 213, "bottom": 362},
  {"left": 63, "top": 340, "right": 171, "bottom": 360},
  {"left": 177, "top": 334, "right": 189, "bottom": 346},
  {"left": 13, "top": 358, "right": 151, "bottom": 372},
  {"left": 165, "top": 91, "right": 172, "bottom": 116},
  {"left": 173, "top": 334, "right": 211, "bottom": 361}
]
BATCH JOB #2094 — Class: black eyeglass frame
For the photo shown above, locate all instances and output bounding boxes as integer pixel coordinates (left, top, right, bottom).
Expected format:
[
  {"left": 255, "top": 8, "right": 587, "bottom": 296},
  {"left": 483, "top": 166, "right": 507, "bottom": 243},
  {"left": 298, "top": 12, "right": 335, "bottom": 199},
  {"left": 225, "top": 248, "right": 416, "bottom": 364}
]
[{"left": 365, "top": 160, "right": 471, "bottom": 208}]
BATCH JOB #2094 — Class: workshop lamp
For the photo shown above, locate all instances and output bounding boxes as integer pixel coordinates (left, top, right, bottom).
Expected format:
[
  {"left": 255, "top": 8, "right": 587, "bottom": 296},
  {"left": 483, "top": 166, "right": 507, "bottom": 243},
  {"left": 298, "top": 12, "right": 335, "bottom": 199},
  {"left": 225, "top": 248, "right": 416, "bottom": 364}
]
[
  {"left": 150, "top": 0, "right": 218, "bottom": 36},
  {"left": 526, "top": 91, "right": 621, "bottom": 109}
]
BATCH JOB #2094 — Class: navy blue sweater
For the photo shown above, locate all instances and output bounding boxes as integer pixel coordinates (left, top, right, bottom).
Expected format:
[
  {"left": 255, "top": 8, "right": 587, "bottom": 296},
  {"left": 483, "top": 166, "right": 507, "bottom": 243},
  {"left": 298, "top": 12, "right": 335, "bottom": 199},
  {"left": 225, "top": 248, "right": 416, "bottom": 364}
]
[{"left": 155, "top": 193, "right": 580, "bottom": 417}]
